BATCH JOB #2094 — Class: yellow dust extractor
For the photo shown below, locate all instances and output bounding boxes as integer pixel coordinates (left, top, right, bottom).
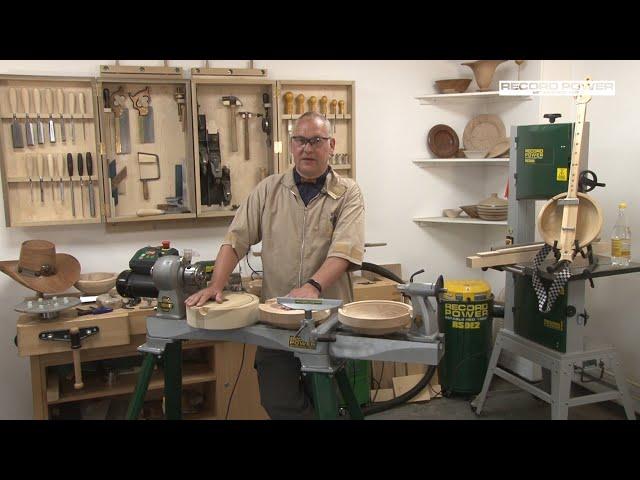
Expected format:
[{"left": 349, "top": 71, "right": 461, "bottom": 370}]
[{"left": 438, "top": 280, "right": 493, "bottom": 396}]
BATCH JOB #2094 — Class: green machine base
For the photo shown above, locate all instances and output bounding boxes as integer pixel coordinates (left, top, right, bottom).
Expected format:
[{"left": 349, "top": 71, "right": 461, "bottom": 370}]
[
  {"left": 126, "top": 341, "right": 364, "bottom": 420},
  {"left": 513, "top": 275, "right": 568, "bottom": 353}
]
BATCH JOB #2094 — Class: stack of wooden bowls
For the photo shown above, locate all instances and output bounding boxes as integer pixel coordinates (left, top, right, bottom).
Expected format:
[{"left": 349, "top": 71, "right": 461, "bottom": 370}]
[{"left": 476, "top": 193, "right": 508, "bottom": 221}]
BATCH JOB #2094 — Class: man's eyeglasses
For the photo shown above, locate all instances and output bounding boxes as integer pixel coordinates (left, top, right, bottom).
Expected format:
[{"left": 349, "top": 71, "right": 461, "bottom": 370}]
[{"left": 291, "top": 136, "right": 331, "bottom": 147}]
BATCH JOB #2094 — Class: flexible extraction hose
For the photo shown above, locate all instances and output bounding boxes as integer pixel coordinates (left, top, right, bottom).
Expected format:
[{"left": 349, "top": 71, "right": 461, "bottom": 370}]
[{"left": 356, "top": 262, "right": 438, "bottom": 416}]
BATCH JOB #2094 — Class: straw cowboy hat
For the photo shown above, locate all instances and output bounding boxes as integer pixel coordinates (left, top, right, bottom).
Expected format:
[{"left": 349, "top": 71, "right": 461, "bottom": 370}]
[{"left": 0, "top": 240, "right": 80, "bottom": 293}]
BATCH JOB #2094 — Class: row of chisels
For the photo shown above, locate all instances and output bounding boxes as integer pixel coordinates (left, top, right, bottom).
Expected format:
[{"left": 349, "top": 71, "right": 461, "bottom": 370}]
[
  {"left": 23, "top": 152, "right": 96, "bottom": 217},
  {"left": 282, "top": 92, "right": 347, "bottom": 162},
  {"left": 8, "top": 87, "right": 89, "bottom": 148}
]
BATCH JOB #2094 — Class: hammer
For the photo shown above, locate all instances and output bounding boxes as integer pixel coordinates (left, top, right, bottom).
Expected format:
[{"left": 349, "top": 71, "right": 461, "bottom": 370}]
[
  {"left": 238, "top": 112, "right": 256, "bottom": 160},
  {"left": 221, "top": 96, "right": 242, "bottom": 152}
]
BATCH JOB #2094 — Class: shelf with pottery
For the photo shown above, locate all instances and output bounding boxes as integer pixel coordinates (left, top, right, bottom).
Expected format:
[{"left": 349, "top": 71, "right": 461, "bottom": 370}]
[
  {"left": 413, "top": 157, "right": 508, "bottom": 166},
  {"left": 413, "top": 216, "right": 507, "bottom": 226},
  {"left": 416, "top": 91, "right": 531, "bottom": 105}
]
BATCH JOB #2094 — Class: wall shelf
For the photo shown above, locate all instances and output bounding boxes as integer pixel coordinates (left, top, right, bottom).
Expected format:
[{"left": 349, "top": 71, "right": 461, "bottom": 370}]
[
  {"left": 413, "top": 158, "right": 508, "bottom": 166},
  {"left": 413, "top": 216, "right": 507, "bottom": 226},
  {"left": 416, "top": 91, "right": 532, "bottom": 105}
]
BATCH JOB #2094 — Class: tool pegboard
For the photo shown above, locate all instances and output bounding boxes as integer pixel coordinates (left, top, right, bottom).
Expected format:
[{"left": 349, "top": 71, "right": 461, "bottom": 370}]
[
  {"left": 97, "top": 76, "right": 195, "bottom": 223},
  {"left": 276, "top": 80, "right": 356, "bottom": 180},
  {"left": 0, "top": 75, "right": 103, "bottom": 227},
  {"left": 190, "top": 77, "right": 277, "bottom": 218}
]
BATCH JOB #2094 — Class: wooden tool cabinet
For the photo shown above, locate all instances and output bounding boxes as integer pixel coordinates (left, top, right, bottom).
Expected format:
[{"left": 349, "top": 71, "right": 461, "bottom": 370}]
[
  {"left": 190, "top": 76, "right": 277, "bottom": 218},
  {"left": 97, "top": 75, "right": 196, "bottom": 223},
  {"left": 277, "top": 80, "right": 356, "bottom": 179},
  {"left": 0, "top": 75, "right": 102, "bottom": 227},
  {"left": 0, "top": 71, "right": 357, "bottom": 228},
  {"left": 17, "top": 304, "right": 268, "bottom": 420}
]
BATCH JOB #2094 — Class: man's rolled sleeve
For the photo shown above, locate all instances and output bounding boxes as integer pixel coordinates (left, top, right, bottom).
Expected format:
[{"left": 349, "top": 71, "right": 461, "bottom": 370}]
[
  {"left": 327, "top": 183, "right": 365, "bottom": 270},
  {"left": 221, "top": 182, "right": 264, "bottom": 260}
]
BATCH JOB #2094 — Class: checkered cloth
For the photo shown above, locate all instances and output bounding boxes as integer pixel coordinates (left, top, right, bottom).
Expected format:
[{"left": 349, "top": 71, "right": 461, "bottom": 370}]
[{"left": 531, "top": 244, "right": 571, "bottom": 313}]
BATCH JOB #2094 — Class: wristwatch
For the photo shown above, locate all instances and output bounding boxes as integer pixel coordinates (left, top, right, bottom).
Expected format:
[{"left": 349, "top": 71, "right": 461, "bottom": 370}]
[{"left": 306, "top": 278, "right": 322, "bottom": 294}]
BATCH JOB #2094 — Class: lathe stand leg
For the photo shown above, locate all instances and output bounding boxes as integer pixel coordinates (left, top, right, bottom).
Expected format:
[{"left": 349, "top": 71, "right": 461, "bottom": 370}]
[
  {"left": 310, "top": 373, "right": 340, "bottom": 420},
  {"left": 126, "top": 353, "right": 157, "bottom": 420},
  {"left": 126, "top": 341, "right": 183, "bottom": 420},
  {"left": 335, "top": 368, "right": 364, "bottom": 420},
  {"left": 309, "top": 367, "right": 364, "bottom": 420},
  {"left": 163, "top": 341, "right": 183, "bottom": 420}
]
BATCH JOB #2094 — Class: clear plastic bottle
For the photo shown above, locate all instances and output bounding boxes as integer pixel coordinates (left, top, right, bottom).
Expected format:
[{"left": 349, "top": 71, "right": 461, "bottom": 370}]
[{"left": 611, "top": 202, "right": 631, "bottom": 267}]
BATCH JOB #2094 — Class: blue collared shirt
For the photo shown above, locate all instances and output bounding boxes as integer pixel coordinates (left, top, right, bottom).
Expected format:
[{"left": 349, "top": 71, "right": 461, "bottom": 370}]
[{"left": 293, "top": 167, "right": 331, "bottom": 206}]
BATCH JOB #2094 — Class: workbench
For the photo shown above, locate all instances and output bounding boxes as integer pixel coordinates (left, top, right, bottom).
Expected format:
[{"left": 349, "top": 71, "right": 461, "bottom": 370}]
[
  {"left": 16, "top": 304, "right": 268, "bottom": 420},
  {"left": 16, "top": 272, "right": 413, "bottom": 420}
]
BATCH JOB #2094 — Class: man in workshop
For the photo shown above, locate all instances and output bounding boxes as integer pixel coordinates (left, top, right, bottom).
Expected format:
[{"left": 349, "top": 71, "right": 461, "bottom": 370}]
[{"left": 185, "top": 111, "right": 365, "bottom": 420}]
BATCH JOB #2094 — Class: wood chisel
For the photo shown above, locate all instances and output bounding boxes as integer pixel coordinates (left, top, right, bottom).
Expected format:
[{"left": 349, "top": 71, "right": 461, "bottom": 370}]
[
  {"left": 47, "top": 153, "right": 55, "bottom": 200},
  {"left": 283, "top": 92, "right": 294, "bottom": 162},
  {"left": 57, "top": 153, "right": 64, "bottom": 202},
  {"left": 308, "top": 96, "right": 318, "bottom": 113},
  {"left": 45, "top": 88, "right": 55, "bottom": 143},
  {"left": 57, "top": 89, "right": 66, "bottom": 143},
  {"left": 9, "top": 87, "right": 24, "bottom": 148},
  {"left": 319, "top": 96, "right": 328, "bottom": 117},
  {"left": 26, "top": 154, "right": 34, "bottom": 202},
  {"left": 129, "top": 86, "right": 154, "bottom": 143},
  {"left": 86, "top": 152, "right": 95, "bottom": 217},
  {"left": 22, "top": 88, "right": 35, "bottom": 146},
  {"left": 69, "top": 92, "right": 76, "bottom": 143},
  {"left": 33, "top": 88, "right": 45, "bottom": 144},
  {"left": 330, "top": 99, "right": 337, "bottom": 134},
  {"left": 36, "top": 153, "right": 44, "bottom": 203},
  {"left": 67, "top": 153, "right": 75, "bottom": 217},
  {"left": 79, "top": 92, "right": 86, "bottom": 140},
  {"left": 77, "top": 153, "right": 84, "bottom": 216}
]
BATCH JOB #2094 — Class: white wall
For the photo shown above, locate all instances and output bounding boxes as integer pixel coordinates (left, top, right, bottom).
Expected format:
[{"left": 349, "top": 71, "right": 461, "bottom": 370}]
[{"left": 2, "top": 59, "right": 636, "bottom": 419}]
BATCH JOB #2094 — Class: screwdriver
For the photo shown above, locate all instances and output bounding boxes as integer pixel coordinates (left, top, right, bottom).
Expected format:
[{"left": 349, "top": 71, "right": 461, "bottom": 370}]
[
  {"left": 77, "top": 153, "right": 84, "bottom": 217},
  {"left": 67, "top": 153, "right": 75, "bottom": 217},
  {"left": 86, "top": 152, "right": 95, "bottom": 217}
]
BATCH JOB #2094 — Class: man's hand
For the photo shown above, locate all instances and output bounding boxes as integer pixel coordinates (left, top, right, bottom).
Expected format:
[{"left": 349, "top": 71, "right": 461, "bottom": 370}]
[
  {"left": 286, "top": 283, "right": 320, "bottom": 299},
  {"left": 185, "top": 285, "right": 224, "bottom": 307}
]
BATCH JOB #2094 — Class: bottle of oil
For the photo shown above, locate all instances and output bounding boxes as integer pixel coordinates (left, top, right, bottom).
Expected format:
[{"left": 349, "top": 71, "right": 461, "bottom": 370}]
[{"left": 611, "top": 202, "right": 631, "bottom": 267}]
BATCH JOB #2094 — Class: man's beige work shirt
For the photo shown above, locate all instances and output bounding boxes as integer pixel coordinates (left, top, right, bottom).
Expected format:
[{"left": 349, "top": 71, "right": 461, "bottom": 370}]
[{"left": 222, "top": 167, "right": 365, "bottom": 303}]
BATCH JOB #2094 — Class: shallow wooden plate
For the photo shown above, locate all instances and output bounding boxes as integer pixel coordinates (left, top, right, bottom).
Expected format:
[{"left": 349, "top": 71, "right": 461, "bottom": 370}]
[
  {"left": 427, "top": 124, "right": 459, "bottom": 158},
  {"left": 463, "top": 115, "right": 506, "bottom": 151},
  {"left": 259, "top": 298, "right": 331, "bottom": 330}
]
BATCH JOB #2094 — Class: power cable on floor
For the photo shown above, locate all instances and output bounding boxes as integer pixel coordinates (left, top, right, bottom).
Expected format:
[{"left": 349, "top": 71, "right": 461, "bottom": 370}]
[{"left": 225, "top": 343, "right": 247, "bottom": 420}]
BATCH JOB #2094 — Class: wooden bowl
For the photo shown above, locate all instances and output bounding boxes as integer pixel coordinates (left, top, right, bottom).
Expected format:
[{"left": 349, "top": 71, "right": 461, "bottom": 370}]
[
  {"left": 460, "top": 205, "right": 480, "bottom": 218},
  {"left": 74, "top": 272, "right": 118, "bottom": 295},
  {"left": 434, "top": 78, "right": 472, "bottom": 94},
  {"left": 537, "top": 192, "right": 603, "bottom": 249},
  {"left": 339, "top": 300, "right": 412, "bottom": 335},
  {"left": 462, "top": 150, "right": 488, "bottom": 158},
  {"left": 258, "top": 298, "right": 331, "bottom": 330},
  {"left": 443, "top": 208, "right": 462, "bottom": 218}
]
